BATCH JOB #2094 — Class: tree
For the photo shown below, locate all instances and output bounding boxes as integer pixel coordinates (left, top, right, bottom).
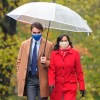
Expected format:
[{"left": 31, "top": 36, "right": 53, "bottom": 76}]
[
  {"left": 0, "top": 0, "right": 19, "bottom": 35},
  {"left": 0, "top": 0, "right": 100, "bottom": 100}
]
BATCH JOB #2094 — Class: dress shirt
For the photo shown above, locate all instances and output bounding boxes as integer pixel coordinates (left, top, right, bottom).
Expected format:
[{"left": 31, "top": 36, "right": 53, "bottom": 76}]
[{"left": 30, "top": 38, "right": 41, "bottom": 71}]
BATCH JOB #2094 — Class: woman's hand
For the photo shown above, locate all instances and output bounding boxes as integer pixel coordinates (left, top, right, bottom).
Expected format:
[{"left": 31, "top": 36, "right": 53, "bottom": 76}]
[
  {"left": 80, "top": 90, "right": 86, "bottom": 97},
  {"left": 49, "top": 85, "right": 55, "bottom": 94}
]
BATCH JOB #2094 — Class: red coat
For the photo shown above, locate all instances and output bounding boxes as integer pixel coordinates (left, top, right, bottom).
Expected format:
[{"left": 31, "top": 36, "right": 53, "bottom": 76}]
[{"left": 48, "top": 48, "right": 85, "bottom": 100}]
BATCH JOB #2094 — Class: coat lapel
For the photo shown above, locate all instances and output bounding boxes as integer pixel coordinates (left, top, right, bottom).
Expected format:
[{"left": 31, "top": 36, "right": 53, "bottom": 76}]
[
  {"left": 26, "top": 38, "right": 32, "bottom": 56},
  {"left": 25, "top": 38, "right": 32, "bottom": 79},
  {"left": 38, "top": 37, "right": 46, "bottom": 58},
  {"left": 26, "top": 37, "right": 46, "bottom": 58}
]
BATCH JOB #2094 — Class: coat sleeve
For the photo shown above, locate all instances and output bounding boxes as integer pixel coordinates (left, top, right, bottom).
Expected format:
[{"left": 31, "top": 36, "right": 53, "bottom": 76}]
[
  {"left": 75, "top": 51, "right": 85, "bottom": 90},
  {"left": 48, "top": 51, "right": 56, "bottom": 86},
  {"left": 16, "top": 43, "right": 24, "bottom": 76},
  {"left": 45, "top": 43, "right": 54, "bottom": 67}
]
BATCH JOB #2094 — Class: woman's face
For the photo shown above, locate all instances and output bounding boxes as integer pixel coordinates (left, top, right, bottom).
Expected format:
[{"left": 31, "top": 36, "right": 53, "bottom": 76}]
[
  {"left": 59, "top": 36, "right": 69, "bottom": 49},
  {"left": 60, "top": 36, "right": 68, "bottom": 42}
]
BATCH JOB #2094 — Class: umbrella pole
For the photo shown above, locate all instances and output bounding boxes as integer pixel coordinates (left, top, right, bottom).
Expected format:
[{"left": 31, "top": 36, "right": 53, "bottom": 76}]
[{"left": 42, "top": 21, "right": 51, "bottom": 57}]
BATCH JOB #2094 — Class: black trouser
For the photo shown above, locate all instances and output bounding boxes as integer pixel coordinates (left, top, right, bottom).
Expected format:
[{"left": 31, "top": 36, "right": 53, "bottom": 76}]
[{"left": 27, "top": 72, "right": 48, "bottom": 100}]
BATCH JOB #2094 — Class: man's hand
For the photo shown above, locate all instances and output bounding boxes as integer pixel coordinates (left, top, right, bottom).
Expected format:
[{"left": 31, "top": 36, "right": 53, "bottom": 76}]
[
  {"left": 80, "top": 90, "right": 85, "bottom": 97},
  {"left": 41, "top": 56, "right": 46, "bottom": 64}
]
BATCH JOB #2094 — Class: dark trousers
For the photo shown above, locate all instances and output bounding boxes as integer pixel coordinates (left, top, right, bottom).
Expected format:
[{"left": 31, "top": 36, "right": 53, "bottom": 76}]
[{"left": 27, "top": 72, "right": 48, "bottom": 100}]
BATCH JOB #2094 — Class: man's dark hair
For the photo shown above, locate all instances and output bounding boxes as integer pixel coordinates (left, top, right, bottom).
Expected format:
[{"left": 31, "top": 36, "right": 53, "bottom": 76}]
[
  {"left": 54, "top": 34, "right": 73, "bottom": 50},
  {"left": 30, "top": 22, "right": 43, "bottom": 31}
]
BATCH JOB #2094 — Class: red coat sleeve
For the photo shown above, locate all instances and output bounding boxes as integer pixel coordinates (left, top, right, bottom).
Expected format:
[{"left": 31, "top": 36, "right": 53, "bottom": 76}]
[
  {"left": 75, "top": 51, "right": 85, "bottom": 90},
  {"left": 48, "top": 51, "right": 56, "bottom": 86}
]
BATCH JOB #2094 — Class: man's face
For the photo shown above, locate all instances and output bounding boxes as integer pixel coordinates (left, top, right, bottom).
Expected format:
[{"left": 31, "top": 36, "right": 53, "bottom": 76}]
[{"left": 31, "top": 27, "right": 42, "bottom": 34}]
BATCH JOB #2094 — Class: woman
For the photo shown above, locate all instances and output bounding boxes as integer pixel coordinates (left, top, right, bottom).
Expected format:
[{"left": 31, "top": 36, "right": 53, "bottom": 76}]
[{"left": 48, "top": 34, "right": 85, "bottom": 100}]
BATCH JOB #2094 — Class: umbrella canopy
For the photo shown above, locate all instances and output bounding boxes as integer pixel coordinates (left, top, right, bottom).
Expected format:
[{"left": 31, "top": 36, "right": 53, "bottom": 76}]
[{"left": 7, "top": 2, "right": 92, "bottom": 32}]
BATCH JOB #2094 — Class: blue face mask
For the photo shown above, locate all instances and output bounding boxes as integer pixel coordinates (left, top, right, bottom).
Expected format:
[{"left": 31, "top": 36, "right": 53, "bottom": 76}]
[{"left": 32, "top": 34, "right": 42, "bottom": 41}]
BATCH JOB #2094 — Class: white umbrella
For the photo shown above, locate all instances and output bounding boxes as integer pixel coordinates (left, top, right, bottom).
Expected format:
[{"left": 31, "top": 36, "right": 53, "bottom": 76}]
[
  {"left": 7, "top": 2, "right": 92, "bottom": 32},
  {"left": 7, "top": 2, "right": 92, "bottom": 56}
]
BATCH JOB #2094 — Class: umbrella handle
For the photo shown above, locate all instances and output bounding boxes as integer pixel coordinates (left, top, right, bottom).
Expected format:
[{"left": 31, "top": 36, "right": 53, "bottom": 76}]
[{"left": 42, "top": 21, "right": 51, "bottom": 57}]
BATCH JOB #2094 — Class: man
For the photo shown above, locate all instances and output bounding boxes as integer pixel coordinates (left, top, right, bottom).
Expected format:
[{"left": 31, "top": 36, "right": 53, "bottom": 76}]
[{"left": 17, "top": 22, "right": 53, "bottom": 100}]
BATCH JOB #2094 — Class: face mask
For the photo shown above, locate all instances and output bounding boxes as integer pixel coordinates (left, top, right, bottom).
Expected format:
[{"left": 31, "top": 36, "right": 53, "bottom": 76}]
[
  {"left": 59, "top": 41, "right": 69, "bottom": 49},
  {"left": 32, "top": 33, "right": 42, "bottom": 41}
]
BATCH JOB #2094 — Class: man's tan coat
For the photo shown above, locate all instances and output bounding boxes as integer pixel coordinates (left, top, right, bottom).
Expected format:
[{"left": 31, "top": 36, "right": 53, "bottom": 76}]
[{"left": 17, "top": 37, "right": 53, "bottom": 97}]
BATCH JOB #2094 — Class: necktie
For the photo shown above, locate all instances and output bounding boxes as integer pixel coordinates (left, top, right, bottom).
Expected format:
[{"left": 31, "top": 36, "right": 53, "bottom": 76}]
[{"left": 31, "top": 42, "right": 37, "bottom": 75}]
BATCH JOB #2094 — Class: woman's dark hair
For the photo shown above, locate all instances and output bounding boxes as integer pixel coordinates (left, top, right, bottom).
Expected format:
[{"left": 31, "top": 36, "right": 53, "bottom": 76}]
[
  {"left": 54, "top": 34, "right": 73, "bottom": 50},
  {"left": 30, "top": 22, "right": 43, "bottom": 31}
]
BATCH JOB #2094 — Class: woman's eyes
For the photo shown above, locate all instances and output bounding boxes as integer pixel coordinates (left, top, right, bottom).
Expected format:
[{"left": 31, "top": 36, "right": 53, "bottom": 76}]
[{"left": 61, "top": 40, "right": 67, "bottom": 42}]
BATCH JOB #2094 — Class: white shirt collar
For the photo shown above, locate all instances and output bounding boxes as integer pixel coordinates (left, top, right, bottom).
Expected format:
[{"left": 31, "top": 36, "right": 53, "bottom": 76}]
[{"left": 32, "top": 37, "right": 42, "bottom": 44}]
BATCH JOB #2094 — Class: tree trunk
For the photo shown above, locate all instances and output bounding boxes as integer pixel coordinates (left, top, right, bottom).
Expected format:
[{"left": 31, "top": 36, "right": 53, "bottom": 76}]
[{"left": 0, "top": 0, "right": 17, "bottom": 35}]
